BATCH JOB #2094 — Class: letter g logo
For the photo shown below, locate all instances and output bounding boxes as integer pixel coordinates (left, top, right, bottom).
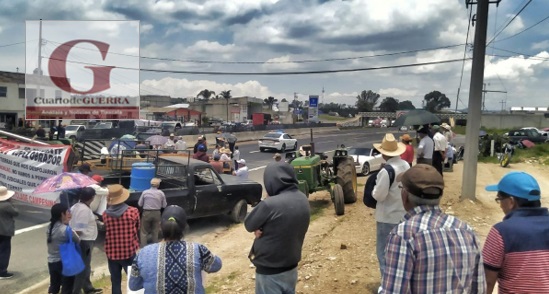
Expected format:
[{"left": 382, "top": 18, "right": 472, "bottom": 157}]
[{"left": 48, "top": 39, "right": 114, "bottom": 94}]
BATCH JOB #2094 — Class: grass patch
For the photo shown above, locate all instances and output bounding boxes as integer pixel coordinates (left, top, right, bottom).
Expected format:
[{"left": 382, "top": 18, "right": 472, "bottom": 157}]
[
  {"left": 204, "top": 271, "right": 241, "bottom": 292},
  {"left": 477, "top": 155, "right": 500, "bottom": 164},
  {"left": 514, "top": 144, "right": 549, "bottom": 164},
  {"left": 319, "top": 114, "right": 348, "bottom": 121},
  {"left": 357, "top": 183, "right": 364, "bottom": 187},
  {"left": 309, "top": 199, "right": 330, "bottom": 221}
]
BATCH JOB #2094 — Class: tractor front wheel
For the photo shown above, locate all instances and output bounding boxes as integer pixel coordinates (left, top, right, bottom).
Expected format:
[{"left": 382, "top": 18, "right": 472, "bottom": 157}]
[
  {"left": 337, "top": 158, "right": 358, "bottom": 204},
  {"left": 332, "top": 184, "right": 345, "bottom": 216}
]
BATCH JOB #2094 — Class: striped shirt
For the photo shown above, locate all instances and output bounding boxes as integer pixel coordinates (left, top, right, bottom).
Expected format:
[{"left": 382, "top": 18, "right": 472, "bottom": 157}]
[
  {"left": 381, "top": 205, "right": 485, "bottom": 294},
  {"left": 482, "top": 207, "right": 549, "bottom": 293}
]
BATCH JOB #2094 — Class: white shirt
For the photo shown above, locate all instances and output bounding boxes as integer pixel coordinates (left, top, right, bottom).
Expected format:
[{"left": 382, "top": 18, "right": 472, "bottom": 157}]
[
  {"left": 433, "top": 132, "right": 448, "bottom": 152},
  {"left": 417, "top": 136, "right": 434, "bottom": 159},
  {"left": 164, "top": 139, "right": 176, "bottom": 149},
  {"left": 235, "top": 165, "right": 249, "bottom": 179},
  {"left": 70, "top": 202, "right": 98, "bottom": 241},
  {"left": 220, "top": 153, "right": 231, "bottom": 162},
  {"left": 372, "top": 157, "right": 410, "bottom": 224},
  {"left": 233, "top": 150, "right": 240, "bottom": 161},
  {"left": 175, "top": 140, "right": 187, "bottom": 152},
  {"left": 89, "top": 184, "right": 109, "bottom": 215}
]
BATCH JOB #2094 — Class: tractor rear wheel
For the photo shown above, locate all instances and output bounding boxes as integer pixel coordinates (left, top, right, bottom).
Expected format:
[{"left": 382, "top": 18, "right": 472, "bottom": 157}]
[
  {"left": 337, "top": 158, "right": 358, "bottom": 204},
  {"left": 332, "top": 184, "right": 345, "bottom": 216}
]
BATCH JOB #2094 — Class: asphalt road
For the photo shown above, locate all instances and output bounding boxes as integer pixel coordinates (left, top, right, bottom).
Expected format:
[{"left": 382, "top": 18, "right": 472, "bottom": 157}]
[{"left": 8, "top": 127, "right": 397, "bottom": 293}]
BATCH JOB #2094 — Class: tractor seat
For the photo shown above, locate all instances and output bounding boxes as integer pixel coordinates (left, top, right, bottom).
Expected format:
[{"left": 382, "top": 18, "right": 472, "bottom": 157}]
[{"left": 300, "top": 145, "right": 313, "bottom": 157}]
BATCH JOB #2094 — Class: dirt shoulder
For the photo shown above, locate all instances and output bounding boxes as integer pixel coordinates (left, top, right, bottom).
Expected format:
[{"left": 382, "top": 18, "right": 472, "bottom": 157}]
[{"left": 29, "top": 162, "right": 549, "bottom": 293}]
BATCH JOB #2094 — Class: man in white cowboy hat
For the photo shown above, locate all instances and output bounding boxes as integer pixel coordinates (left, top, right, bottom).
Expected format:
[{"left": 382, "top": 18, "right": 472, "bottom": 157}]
[
  {"left": 233, "top": 159, "right": 249, "bottom": 179},
  {"left": 371, "top": 133, "right": 410, "bottom": 283},
  {"left": 431, "top": 125, "right": 448, "bottom": 176},
  {"left": 102, "top": 184, "right": 140, "bottom": 294},
  {"left": 441, "top": 123, "right": 453, "bottom": 144},
  {"left": 0, "top": 186, "right": 17, "bottom": 279}
]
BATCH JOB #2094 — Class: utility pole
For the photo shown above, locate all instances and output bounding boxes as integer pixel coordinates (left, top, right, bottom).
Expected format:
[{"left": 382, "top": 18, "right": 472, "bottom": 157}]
[
  {"left": 482, "top": 83, "right": 507, "bottom": 111},
  {"left": 499, "top": 99, "right": 506, "bottom": 112},
  {"left": 461, "top": 0, "right": 499, "bottom": 201}
]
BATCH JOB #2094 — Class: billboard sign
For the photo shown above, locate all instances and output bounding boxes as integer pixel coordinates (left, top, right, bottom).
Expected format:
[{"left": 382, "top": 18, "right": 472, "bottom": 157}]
[
  {"left": 309, "top": 95, "right": 319, "bottom": 122},
  {"left": 25, "top": 20, "right": 140, "bottom": 120}
]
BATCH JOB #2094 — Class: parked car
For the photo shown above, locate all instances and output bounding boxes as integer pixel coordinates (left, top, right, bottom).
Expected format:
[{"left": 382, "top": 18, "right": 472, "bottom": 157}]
[
  {"left": 258, "top": 131, "right": 298, "bottom": 152},
  {"left": 64, "top": 125, "right": 86, "bottom": 139},
  {"left": 505, "top": 129, "right": 549, "bottom": 144},
  {"left": 347, "top": 147, "right": 385, "bottom": 175},
  {"left": 103, "top": 156, "right": 263, "bottom": 223},
  {"left": 521, "top": 127, "right": 548, "bottom": 136}
]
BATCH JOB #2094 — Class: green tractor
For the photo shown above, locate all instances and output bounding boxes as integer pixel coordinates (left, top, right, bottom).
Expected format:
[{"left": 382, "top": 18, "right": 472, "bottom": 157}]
[{"left": 287, "top": 130, "right": 358, "bottom": 216}]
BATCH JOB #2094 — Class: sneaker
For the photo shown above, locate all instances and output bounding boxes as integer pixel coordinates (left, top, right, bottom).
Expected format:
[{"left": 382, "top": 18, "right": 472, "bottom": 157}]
[{"left": 0, "top": 272, "right": 14, "bottom": 279}]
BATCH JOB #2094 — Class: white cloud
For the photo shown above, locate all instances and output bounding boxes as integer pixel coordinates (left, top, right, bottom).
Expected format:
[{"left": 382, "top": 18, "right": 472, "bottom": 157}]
[
  {"left": 141, "top": 24, "right": 153, "bottom": 34},
  {"left": 532, "top": 40, "right": 549, "bottom": 51},
  {"left": 261, "top": 56, "right": 299, "bottom": 71},
  {"left": 484, "top": 52, "right": 548, "bottom": 80}
]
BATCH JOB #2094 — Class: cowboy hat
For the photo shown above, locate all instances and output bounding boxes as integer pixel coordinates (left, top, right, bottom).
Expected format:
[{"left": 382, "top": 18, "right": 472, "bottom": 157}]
[
  {"left": 400, "top": 134, "right": 413, "bottom": 142},
  {"left": 220, "top": 147, "right": 232, "bottom": 154},
  {"left": 0, "top": 186, "right": 15, "bottom": 201},
  {"left": 107, "top": 184, "right": 130, "bottom": 205},
  {"left": 373, "top": 133, "right": 406, "bottom": 157},
  {"left": 441, "top": 123, "right": 451, "bottom": 131}
]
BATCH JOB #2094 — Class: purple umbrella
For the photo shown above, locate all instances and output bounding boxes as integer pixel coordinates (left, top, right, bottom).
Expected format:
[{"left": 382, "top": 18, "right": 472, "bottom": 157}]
[
  {"left": 146, "top": 135, "right": 169, "bottom": 146},
  {"left": 33, "top": 172, "right": 97, "bottom": 194}
]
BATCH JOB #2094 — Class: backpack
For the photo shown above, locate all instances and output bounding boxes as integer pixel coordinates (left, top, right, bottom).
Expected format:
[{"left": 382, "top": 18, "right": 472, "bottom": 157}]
[{"left": 363, "top": 165, "right": 396, "bottom": 209}]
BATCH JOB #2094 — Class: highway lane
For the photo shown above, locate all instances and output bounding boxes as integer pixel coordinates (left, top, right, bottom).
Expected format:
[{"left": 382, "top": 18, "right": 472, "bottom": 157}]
[{"left": 8, "top": 127, "right": 399, "bottom": 293}]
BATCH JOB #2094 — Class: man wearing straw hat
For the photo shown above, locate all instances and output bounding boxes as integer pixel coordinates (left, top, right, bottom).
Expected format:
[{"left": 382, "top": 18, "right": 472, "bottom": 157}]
[
  {"left": 371, "top": 133, "right": 410, "bottom": 281},
  {"left": 103, "top": 184, "right": 140, "bottom": 294},
  {"left": 0, "top": 186, "right": 17, "bottom": 279}
]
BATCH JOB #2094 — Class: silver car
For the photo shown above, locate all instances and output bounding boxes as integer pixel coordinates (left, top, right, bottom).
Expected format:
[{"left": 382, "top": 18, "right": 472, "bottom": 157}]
[
  {"left": 347, "top": 147, "right": 385, "bottom": 175},
  {"left": 258, "top": 132, "right": 298, "bottom": 152}
]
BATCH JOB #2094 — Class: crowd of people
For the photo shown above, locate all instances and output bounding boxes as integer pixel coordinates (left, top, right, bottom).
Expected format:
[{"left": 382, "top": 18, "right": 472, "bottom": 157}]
[
  {"left": 370, "top": 130, "right": 548, "bottom": 294},
  {"left": 1, "top": 126, "right": 548, "bottom": 294}
]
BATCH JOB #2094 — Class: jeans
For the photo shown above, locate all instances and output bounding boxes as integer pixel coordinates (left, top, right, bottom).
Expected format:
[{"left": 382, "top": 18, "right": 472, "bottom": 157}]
[
  {"left": 140, "top": 210, "right": 161, "bottom": 247},
  {"left": 72, "top": 240, "right": 95, "bottom": 294},
  {"left": 255, "top": 267, "right": 298, "bottom": 294},
  {"left": 0, "top": 235, "right": 11, "bottom": 274},
  {"left": 108, "top": 257, "right": 134, "bottom": 294},
  {"left": 48, "top": 261, "right": 75, "bottom": 294},
  {"left": 376, "top": 222, "right": 398, "bottom": 277}
]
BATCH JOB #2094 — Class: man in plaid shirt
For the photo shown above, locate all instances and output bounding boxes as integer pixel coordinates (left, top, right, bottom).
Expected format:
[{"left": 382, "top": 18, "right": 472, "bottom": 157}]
[
  {"left": 103, "top": 184, "right": 140, "bottom": 294},
  {"left": 381, "top": 164, "right": 485, "bottom": 293}
]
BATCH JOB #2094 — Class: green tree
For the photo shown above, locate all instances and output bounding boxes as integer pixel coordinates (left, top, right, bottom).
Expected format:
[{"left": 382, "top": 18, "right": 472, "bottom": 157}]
[
  {"left": 217, "top": 90, "right": 232, "bottom": 122},
  {"left": 397, "top": 100, "right": 416, "bottom": 110},
  {"left": 355, "top": 90, "right": 380, "bottom": 112},
  {"left": 196, "top": 89, "right": 215, "bottom": 101},
  {"left": 264, "top": 96, "right": 278, "bottom": 110},
  {"left": 379, "top": 97, "right": 399, "bottom": 112},
  {"left": 424, "top": 90, "right": 451, "bottom": 112}
]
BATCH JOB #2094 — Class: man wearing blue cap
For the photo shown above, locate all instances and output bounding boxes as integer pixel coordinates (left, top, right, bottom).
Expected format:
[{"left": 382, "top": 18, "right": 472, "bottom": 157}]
[{"left": 482, "top": 171, "right": 549, "bottom": 294}]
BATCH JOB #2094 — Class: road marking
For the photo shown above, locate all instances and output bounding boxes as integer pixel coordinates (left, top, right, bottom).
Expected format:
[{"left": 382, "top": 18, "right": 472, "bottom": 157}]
[
  {"left": 249, "top": 151, "right": 260, "bottom": 154},
  {"left": 15, "top": 222, "right": 49, "bottom": 235},
  {"left": 249, "top": 165, "right": 267, "bottom": 172}
]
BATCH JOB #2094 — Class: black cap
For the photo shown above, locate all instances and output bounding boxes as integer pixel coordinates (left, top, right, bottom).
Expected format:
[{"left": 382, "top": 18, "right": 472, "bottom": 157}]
[{"left": 161, "top": 205, "right": 187, "bottom": 228}]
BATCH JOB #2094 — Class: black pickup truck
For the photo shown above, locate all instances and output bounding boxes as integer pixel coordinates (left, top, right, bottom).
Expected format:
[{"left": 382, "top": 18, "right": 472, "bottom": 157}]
[
  {"left": 104, "top": 156, "right": 263, "bottom": 222},
  {"left": 505, "top": 129, "right": 549, "bottom": 144}
]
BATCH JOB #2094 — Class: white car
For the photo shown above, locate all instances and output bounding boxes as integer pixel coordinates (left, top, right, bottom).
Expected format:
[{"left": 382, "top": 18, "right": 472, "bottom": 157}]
[
  {"left": 258, "top": 132, "right": 298, "bottom": 152},
  {"left": 54, "top": 124, "right": 86, "bottom": 139},
  {"left": 347, "top": 147, "right": 385, "bottom": 175},
  {"left": 521, "top": 127, "right": 548, "bottom": 136}
]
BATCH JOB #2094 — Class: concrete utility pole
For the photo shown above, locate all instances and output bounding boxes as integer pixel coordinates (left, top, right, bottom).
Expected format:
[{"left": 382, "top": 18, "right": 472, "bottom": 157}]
[{"left": 461, "top": 0, "right": 499, "bottom": 200}]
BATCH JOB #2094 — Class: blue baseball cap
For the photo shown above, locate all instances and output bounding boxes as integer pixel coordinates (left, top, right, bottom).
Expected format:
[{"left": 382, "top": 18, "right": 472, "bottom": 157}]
[{"left": 485, "top": 172, "right": 541, "bottom": 201}]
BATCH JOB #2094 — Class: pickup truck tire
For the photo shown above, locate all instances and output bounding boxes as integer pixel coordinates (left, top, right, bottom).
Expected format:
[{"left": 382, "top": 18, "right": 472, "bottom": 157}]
[
  {"left": 230, "top": 199, "right": 248, "bottom": 223},
  {"left": 337, "top": 158, "right": 358, "bottom": 204},
  {"left": 260, "top": 147, "right": 266, "bottom": 152},
  {"left": 332, "top": 184, "right": 345, "bottom": 216}
]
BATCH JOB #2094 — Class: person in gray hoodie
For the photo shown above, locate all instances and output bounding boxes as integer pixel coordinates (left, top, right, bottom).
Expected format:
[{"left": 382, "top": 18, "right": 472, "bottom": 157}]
[{"left": 245, "top": 162, "right": 310, "bottom": 294}]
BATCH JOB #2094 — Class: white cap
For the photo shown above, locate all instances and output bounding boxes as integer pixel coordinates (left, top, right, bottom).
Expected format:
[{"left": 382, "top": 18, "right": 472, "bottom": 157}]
[{"left": 237, "top": 159, "right": 246, "bottom": 165}]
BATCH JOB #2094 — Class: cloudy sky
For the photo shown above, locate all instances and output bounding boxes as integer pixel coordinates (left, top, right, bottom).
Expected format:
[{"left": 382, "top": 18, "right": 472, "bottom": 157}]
[{"left": 1, "top": 0, "right": 548, "bottom": 110}]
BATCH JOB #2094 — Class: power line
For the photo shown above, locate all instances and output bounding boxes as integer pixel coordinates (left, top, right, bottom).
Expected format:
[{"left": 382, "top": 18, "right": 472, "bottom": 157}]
[
  {"left": 41, "top": 55, "right": 469, "bottom": 75},
  {"left": 487, "top": 0, "right": 533, "bottom": 46},
  {"left": 0, "top": 41, "right": 26, "bottom": 48},
  {"left": 489, "top": 47, "right": 549, "bottom": 61},
  {"left": 42, "top": 38, "right": 465, "bottom": 65},
  {"left": 495, "top": 14, "right": 549, "bottom": 43},
  {"left": 456, "top": 6, "right": 474, "bottom": 111}
]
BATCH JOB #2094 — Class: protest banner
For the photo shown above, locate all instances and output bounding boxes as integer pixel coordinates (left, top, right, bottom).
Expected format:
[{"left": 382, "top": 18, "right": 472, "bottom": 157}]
[{"left": 0, "top": 138, "right": 72, "bottom": 207}]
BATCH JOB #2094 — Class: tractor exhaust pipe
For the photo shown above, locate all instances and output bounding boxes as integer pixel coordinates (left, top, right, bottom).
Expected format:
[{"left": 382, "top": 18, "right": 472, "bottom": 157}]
[{"left": 310, "top": 128, "right": 315, "bottom": 155}]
